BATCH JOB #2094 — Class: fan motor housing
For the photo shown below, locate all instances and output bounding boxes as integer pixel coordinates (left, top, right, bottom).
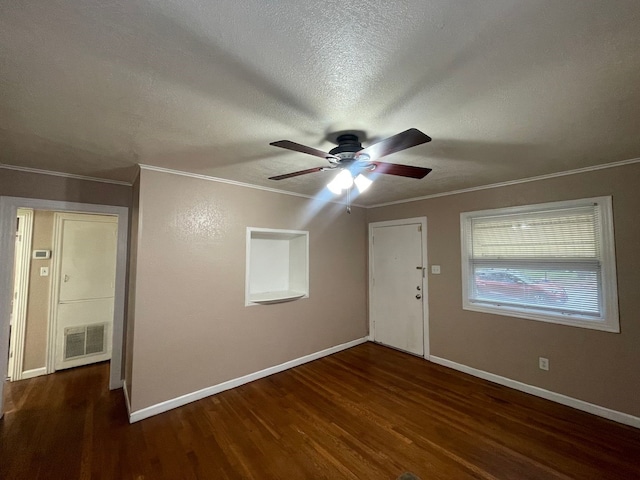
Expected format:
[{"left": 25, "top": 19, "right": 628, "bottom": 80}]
[{"left": 329, "top": 134, "right": 364, "bottom": 162}]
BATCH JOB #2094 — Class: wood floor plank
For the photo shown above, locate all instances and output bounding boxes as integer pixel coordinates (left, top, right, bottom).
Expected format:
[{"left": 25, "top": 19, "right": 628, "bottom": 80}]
[{"left": 2, "top": 343, "right": 640, "bottom": 479}]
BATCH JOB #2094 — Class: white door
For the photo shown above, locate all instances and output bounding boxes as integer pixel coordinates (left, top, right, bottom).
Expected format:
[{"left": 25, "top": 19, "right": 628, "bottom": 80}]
[
  {"left": 370, "top": 219, "right": 426, "bottom": 356},
  {"left": 7, "top": 219, "right": 21, "bottom": 379},
  {"left": 7, "top": 209, "right": 33, "bottom": 381},
  {"left": 7, "top": 220, "right": 20, "bottom": 379},
  {"left": 52, "top": 213, "right": 118, "bottom": 371}
]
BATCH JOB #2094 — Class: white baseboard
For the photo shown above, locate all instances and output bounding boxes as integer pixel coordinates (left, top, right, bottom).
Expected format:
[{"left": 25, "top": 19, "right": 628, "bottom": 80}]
[
  {"left": 21, "top": 367, "right": 46, "bottom": 380},
  {"left": 429, "top": 356, "right": 640, "bottom": 429},
  {"left": 129, "top": 337, "right": 368, "bottom": 423}
]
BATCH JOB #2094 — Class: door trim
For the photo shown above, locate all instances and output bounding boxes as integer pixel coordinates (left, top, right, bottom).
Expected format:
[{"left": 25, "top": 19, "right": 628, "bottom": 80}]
[
  {"left": 7, "top": 208, "right": 34, "bottom": 381},
  {"left": 0, "top": 197, "right": 128, "bottom": 414},
  {"left": 368, "top": 217, "right": 429, "bottom": 359}
]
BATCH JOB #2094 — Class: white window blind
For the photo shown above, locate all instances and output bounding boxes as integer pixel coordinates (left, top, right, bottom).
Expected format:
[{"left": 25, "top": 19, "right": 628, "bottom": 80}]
[
  {"left": 461, "top": 197, "right": 619, "bottom": 332},
  {"left": 470, "top": 206, "right": 599, "bottom": 260}
]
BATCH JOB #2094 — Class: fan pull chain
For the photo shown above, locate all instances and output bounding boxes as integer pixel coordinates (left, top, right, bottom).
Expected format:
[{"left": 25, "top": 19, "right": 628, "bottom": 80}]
[{"left": 346, "top": 187, "right": 352, "bottom": 214}]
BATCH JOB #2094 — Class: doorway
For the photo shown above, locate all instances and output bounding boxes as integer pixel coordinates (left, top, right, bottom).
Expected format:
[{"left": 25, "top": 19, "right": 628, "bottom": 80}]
[
  {"left": 0, "top": 197, "right": 128, "bottom": 419},
  {"left": 369, "top": 217, "right": 428, "bottom": 357}
]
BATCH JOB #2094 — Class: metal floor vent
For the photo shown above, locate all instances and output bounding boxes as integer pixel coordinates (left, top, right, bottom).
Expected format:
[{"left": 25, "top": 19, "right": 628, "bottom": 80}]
[{"left": 64, "top": 324, "right": 106, "bottom": 360}]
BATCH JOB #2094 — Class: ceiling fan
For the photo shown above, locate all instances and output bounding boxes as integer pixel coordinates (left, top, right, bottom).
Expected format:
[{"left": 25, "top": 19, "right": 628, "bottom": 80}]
[{"left": 268, "top": 128, "right": 433, "bottom": 193}]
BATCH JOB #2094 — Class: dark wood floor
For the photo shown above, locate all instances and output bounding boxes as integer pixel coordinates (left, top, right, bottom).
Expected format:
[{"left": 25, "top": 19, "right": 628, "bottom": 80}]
[{"left": 2, "top": 343, "right": 640, "bottom": 479}]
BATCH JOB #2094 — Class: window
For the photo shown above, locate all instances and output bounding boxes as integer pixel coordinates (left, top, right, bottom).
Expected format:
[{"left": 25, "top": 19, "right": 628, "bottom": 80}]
[{"left": 461, "top": 197, "right": 619, "bottom": 332}]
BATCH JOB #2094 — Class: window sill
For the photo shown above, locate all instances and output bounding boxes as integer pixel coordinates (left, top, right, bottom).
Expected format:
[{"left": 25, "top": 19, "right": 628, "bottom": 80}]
[{"left": 463, "top": 302, "right": 620, "bottom": 333}]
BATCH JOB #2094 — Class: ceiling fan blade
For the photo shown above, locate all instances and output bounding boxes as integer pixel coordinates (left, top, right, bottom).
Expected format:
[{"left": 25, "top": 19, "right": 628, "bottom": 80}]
[
  {"left": 358, "top": 128, "right": 431, "bottom": 160},
  {"left": 371, "top": 161, "right": 432, "bottom": 179},
  {"left": 270, "top": 140, "right": 337, "bottom": 160},
  {"left": 268, "top": 167, "right": 326, "bottom": 180}
]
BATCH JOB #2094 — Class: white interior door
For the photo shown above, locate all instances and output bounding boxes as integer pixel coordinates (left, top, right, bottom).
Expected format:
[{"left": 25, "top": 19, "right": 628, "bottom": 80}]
[
  {"left": 52, "top": 213, "right": 118, "bottom": 371},
  {"left": 6, "top": 220, "right": 21, "bottom": 379},
  {"left": 370, "top": 219, "right": 426, "bottom": 356},
  {"left": 7, "top": 209, "right": 33, "bottom": 381}
]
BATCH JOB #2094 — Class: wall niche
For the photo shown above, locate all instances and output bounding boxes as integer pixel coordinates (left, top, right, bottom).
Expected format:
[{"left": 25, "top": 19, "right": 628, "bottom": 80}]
[{"left": 245, "top": 227, "right": 309, "bottom": 306}]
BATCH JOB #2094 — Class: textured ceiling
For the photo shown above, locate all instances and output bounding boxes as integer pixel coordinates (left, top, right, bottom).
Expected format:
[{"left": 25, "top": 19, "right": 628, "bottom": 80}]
[{"left": 1, "top": 1, "right": 640, "bottom": 205}]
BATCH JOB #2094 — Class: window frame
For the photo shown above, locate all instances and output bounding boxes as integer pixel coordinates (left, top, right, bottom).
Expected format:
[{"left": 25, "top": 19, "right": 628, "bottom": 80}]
[{"left": 460, "top": 196, "right": 620, "bottom": 332}]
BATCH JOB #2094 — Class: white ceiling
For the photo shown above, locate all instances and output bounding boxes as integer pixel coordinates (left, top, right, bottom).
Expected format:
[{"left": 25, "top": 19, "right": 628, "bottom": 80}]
[{"left": 1, "top": 1, "right": 640, "bottom": 205}]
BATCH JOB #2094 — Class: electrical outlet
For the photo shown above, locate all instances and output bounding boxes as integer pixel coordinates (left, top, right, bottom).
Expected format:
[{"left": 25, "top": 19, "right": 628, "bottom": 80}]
[
  {"left": 539, "top": 357, "right": 549, "bottom": 371},
  {"left": 431, "top": 265, "right": 441, "bottom": 274}
]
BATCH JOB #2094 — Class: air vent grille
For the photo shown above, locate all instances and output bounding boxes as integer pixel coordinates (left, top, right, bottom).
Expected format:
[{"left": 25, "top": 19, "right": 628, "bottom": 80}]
[
  {"left": 65, "top": 329, "right": 86, "bottom": 359},
  {"left": 64, "top": 324, "right": 106, "bottom": 360},
  {"left": 86, "top": 325, "right": 105, "bottom": 355}
]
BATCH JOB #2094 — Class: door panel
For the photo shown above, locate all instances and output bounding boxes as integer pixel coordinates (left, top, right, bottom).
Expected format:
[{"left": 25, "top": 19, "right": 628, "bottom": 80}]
[
  {"left": 371, "top": 223, "right": 424, "bottom": 355},
  {"left": 55, "top": 299, "right": 113, "bottom": 370},
  {"left": 59, "top": 220, "right": 117, "bottom": 302},
  {"left": 54, "top": 214, "right": 117, "bottom": 371}
]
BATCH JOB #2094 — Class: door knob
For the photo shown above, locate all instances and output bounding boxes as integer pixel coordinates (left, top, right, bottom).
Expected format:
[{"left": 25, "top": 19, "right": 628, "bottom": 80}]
[
  {"left": 416, "top": 294, "right": 422, "bottom": 299},
  {"left": 417, "top": 286, "right": 421, "bottom": 291},
  {"left": 64, "top": 274, "right": 70, "bottom": 282}
]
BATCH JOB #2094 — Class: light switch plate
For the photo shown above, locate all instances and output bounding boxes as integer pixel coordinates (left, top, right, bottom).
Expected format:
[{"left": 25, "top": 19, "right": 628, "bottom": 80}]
[{"left": 431, "top": 265, "right": 441, "bottom": 274}]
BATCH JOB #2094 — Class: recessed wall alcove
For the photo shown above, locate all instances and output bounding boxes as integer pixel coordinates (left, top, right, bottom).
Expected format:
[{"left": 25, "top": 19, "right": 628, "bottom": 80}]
[{"left": 245, "top": 228, "right": 309, "bottom": 306}]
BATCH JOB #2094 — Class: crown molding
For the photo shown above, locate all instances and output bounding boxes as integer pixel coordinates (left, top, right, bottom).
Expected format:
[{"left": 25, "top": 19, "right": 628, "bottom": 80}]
[
  {"left": 368, "top": 157, "right": 640, "bottom": 208},
  {"left": 139, "top": 164, "right": 367, "bottom": 208},
  {"left": 6, "top": 157, "right": 637, "bottom": 208},
  {"left": 0, "top": 164, "right": 132, "bottom": 186}
]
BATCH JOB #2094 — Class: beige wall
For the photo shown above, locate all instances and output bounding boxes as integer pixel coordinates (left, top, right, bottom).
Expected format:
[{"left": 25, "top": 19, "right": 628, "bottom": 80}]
[
  {"left": 367, "top": 162, "right": 640, "bottom": 417},
  {"left": 127, "top": 169, "right": 368, "bottom": 411},
  {"left": 22, "top": 211, "right": 54, "bottom": 371},
  {"left": 0, "top": 168, "right": 132, "bottom": 207}
]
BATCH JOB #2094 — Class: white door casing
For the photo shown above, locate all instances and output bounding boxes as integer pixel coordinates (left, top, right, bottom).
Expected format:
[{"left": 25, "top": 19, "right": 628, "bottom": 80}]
[
  {"left": 51, "top": 213, "right": 118, "bottom": 371},
  {"left": 369, "top": 217, "right": 428, "bottom": 357}
]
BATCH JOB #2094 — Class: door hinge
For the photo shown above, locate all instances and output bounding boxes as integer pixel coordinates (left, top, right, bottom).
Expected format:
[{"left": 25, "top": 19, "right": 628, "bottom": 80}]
[{"left": 418, "top": 225, "right": 422, "bottom": 232}]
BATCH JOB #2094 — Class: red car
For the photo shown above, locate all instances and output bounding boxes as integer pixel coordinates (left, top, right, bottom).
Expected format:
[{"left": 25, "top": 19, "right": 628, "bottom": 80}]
[{"left": 475, "top": 270, "right": 568, "bottom": 304}]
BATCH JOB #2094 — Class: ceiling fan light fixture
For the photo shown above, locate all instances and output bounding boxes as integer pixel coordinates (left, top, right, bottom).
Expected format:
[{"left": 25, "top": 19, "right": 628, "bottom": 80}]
[
  {"left": 269, "top": 129, "right": 432, "bottom": 200},
  {"left": 327, "top": 169, "right": 354, "bottom": 194},
  {"left": 354, "top": 173, "right": 372, "bottom": 193},
  {"left": 327, "top": 178, "right": 343, "bottom": 195}
]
